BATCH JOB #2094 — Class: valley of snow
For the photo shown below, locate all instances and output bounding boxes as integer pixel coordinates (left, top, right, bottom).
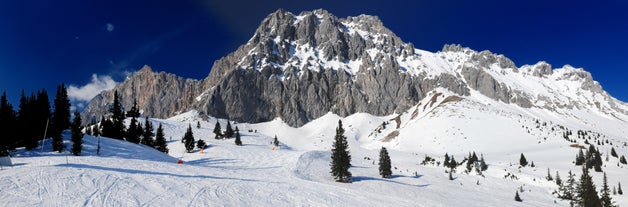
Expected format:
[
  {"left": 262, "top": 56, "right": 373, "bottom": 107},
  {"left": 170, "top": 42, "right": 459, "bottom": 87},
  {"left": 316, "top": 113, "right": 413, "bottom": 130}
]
[{"left": 2, "top": 89, "right": 628, "bottom": 206}]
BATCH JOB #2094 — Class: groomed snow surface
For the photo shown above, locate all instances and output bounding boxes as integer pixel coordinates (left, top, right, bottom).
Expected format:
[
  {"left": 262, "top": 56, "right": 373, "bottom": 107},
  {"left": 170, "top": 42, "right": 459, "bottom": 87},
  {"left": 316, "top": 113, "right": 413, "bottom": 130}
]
[{"left": 2, "top": 106, "right": 628, "bottom": 206}]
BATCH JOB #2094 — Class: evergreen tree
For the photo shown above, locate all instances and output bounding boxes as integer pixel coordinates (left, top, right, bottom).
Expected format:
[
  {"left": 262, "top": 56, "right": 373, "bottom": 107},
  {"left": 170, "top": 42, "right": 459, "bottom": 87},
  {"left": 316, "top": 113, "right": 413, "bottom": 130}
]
[
  {"left": 330, "top": 120, "right": 352, "bottom": 183},
  {"left": 443, "top": 153, "right": 450, "bottom": 167},
  {"left": 126, "top": 116, "right": 141, "bottom": 144},
  {"left": 70, "top": 111, "right": 83, "bottom": 156},
  {"left": 576, "top": 149, "right": 586, "bottom": 166},
  {"left": 154, "top": 123, "right": 168, "bottom": 153},
  {"left": 197, "top": 139, "right": 206, "bottom": 150},
  {"left": 519, "top": 153, "right": 528, "bottom": 167},
  {"left": 471, "top": 152, "right": 478, "bottom": 164},
  {"left": 85, "top": 126, "right": 92, "bottom": 136},
  {"left": 109, "top": 91, "right": 126, "bottom": 140},
  {"left": 530, "top": 161, "right": 535, "bottom": 168},
  {"left": 611, "top": 147, "right": 617, "bottom": 158},
  {"left": 449, "top": 156, "right": 457, "bottom": 171},
  {"left": 224, "top": 121, "right": 234, "bottom": 138},
  {"left": 273, "top": 135, "right": 279, "bottom": 147},
  {"left": 378, "top": 147, "right": 392, "bottom": 178},
  {"left": 126, "top": 99, "right": 140, "bottom": 118},
  {"left": 197, "top": 121, "right": 200, "bottom": 129},
  {"left": 141, "top": 118, "right": 154, "bottom": 147},
  {"left": 234, "top": 127, "right": 242, "bottom": 146},
  {"left": 515, "top": 191, "right": 522, "bottom": 202},
  {"left": 547, "top": 168, "right": 553, "bottom": 181},
  {"left": 593, "top": 150, "right": 603, "bottom": 172},
  {"left": 620, "top": 155, "right": 627, "bottom": 165},
  {"left": 93, "top": 122, "right": 101, "bottom": 137},
  {"left": 577, "top": 166, "right": 601, "bottom": 207},
  {"left": 51, "top": 85, "right": 70, "bottom": 152},
  {"left": 34, "top": 90, "right": 50, "bottom": 148},
  {"left": 556, "top": 171, "right": 562, "bottom": 186},
  {"left": 618, "top": 182, "right": 623, "bottom": 195},
  {"left": 480, "top": 154, "right": 488, "bottom": 171},
  {"left": 600, "top": 172, "right": 614, "bottom": 207},
  {"left": 100, "top": 116, "right": 113, "bottom": 138},
  {"left": 0, "top": 91, "right": 17, "bottom": 151},
  {"left": 213, "top": 122, "right": 223, "bottom": 139},
  {"left": 558, "top": 170, "right": 576, "bottom": 205},
  {"left": 182, "top": 124, "right": 195, "bottom": 153}
]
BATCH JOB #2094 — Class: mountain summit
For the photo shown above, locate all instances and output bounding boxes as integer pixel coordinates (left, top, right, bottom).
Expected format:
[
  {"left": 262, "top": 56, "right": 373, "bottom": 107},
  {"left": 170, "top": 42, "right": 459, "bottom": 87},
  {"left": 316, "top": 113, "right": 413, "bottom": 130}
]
[{"left": 82, "top": 9, "right": 628, "bottom": 129}]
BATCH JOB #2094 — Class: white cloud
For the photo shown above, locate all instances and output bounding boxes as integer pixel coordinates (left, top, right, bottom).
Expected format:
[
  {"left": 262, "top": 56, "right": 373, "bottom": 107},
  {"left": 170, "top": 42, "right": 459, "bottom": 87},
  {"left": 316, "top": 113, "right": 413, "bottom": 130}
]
[
  {"left": 68, "top": 74, "right": 117, "bottom": 102},
  {"left": 106, "top": 23, "right": 115, "bottom": 32}
]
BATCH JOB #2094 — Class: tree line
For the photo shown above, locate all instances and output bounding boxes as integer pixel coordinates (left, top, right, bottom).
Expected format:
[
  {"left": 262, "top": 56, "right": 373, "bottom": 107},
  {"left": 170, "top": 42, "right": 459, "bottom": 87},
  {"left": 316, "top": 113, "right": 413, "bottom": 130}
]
[{"left": 0, "top": 85, "right": 84, "bottom": 155}]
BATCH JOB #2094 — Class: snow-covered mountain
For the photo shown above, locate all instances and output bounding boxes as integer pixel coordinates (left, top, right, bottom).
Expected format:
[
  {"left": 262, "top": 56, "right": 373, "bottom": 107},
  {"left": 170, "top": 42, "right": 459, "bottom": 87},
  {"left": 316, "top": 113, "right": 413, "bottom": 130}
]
[
  {"left": 67, "top": 9, "right": 628, "bottom": 205},
  {"left": 82, "top": 9, "right": 627, "bottom": 130}
]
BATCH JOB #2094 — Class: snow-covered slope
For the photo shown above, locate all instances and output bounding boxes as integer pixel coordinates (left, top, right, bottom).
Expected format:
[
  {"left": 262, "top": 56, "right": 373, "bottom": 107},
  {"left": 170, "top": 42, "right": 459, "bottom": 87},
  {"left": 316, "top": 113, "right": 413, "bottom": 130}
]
[{"left": 3, "top": 107, "right": 628, "bottom": 206}]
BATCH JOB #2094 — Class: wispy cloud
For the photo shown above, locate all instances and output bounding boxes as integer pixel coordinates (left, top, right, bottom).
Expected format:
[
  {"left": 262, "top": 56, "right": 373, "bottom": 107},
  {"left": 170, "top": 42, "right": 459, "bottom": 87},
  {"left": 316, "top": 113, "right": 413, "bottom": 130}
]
[
  {"left": 68, "top": 74, "right": 117, "bottom": 102},
  {"left": 106, "top": 23, "right": 115, "bottom": 32}
]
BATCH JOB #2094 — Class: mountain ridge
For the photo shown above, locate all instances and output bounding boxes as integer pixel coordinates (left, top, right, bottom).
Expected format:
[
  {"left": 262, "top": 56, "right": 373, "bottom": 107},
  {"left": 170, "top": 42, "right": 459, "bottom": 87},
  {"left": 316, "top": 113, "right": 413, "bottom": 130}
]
[{"left": 82, "top": 8, "right": 628, "bottom": 129}]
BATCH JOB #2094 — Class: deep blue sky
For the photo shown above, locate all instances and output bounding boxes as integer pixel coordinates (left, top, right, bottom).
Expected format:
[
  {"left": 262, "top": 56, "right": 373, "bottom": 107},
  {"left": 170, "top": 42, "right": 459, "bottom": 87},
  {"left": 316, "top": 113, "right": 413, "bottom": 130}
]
[{"left": 1, "top": 0, "right": 627, "bottom": 107}]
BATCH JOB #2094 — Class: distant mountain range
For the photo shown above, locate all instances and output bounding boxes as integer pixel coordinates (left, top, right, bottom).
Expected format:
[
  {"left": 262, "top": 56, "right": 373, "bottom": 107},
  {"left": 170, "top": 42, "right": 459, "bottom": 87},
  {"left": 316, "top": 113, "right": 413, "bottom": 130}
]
[{"left": 82, "top": 9, "right": 628, "bottom": 131}]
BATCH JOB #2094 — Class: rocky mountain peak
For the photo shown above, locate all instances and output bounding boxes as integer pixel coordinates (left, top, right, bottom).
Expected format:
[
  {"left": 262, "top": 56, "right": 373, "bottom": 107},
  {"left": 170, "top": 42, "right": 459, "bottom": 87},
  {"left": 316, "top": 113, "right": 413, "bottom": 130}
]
[{"left": 83, "top": 9, "right": 627, "bottom": 127}]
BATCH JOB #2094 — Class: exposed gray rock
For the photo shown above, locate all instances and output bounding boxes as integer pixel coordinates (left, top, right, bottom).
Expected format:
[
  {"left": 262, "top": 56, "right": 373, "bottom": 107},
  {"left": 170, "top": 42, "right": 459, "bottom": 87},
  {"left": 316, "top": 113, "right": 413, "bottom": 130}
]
[
  {"left": 81, "top": 9, "right": 626, "bottom": 127},
  {"left": 81, "top": 65, "right": 203, "bottom": 123}
]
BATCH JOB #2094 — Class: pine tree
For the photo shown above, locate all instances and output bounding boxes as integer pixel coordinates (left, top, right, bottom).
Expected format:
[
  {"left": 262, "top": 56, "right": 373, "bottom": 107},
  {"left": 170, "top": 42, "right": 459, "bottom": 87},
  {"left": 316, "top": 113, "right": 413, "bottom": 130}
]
[
  {"left": 618, "top": 182, "right": 623, "bottom": 195},
  {"left": 141, "top": 118, "right": 154, "bottom": 147},
  {"left": 197, "top": 139, "right": 206, "bottom": 150},
  {"left": 620, "top": 155, "right": 627, "bottom": 165},
  {"left": 530, "top": 161, "right": 535, "bottom": 168},
  {"left": 600, "top": 172, "right": 614, "bottom": 207},
  {"left": 93, "top": 121, "right": 101, "bottom": 137},
  {"left": 547, "top": 168, "right": 553, "bottom": 181},
  {"left": 154, "top": 123, "right": 168, "bottom": 153},
  {"left": 515, "top": 191, "right": 522, "bottom": 202},
  {"left": 100, "top": 116, "right": 113, "bottom": 138},
  {"left": 126, "top": 99, "right": 140, "bottom": 118},
  {"left": 558, "top": 170, "right": 576, "bottom": 204},
  {"left": 109, "top": 91, "right": 126, "bottom": 140},
  {"left": 234, "top": 127, "right": 242, "bottom": 146},
  {"left": 182, "top": 124, "right": 195, "bottom": 153},
  {"left": 0, "top": 91, "right": 17, "bottom": 152},
  {"left": 273, "top": 135, "right": 279, "bottom": 147},
  {"left": 197, "top": 121, "right": 200, "bottom": 129},
  {"left": 51, "top": 84, "right": 70, "bottom": 152},
  {"left": 34, "top": 90, "right": 50, "bottom": 148},
  {"left": 593, "top": 148, "right": 603, "bottom": 172},
  {"left": 519, "top": 153, "right": 528, "bottom": 167},
  {"left": 576, "top": 149, "right": 586, "bottom": 166},
  {"left": 449, "top": 156, "right": 457, "bottom": 172},
  {"left": 70, "top": 111, "right": 83, "bottom": 156},
  {"left": 85, "top": 126, "right": 92, "bottom": 136},
  {"left": 611, "top": 147, "right": 617, "bottom": 158},
  {"left": 126, "top": 116, "right": 141, "bottom": 144},
  {"left": 556, "top": 171, "right": 562, "bottom": 186},
  {"left": 480, "top": 154, "right": 488, "bottom": 171},
  {"left": 224, "top": 121, "right": 234, "bottom": 138},
  {"left": 330, "top": 120, "right": 352, "bottom": 183},
  {"left": 444, "top": 153, "right": 450, "bottom": 167},
  {"left": 577, "top": 165, "right": 601, "bottom": 207},
  {"left": 378, "top": 147, "right": 392, "bottom": 178},
  {"left": 213, "top": 122, "right": 223, "bottom": 139}
]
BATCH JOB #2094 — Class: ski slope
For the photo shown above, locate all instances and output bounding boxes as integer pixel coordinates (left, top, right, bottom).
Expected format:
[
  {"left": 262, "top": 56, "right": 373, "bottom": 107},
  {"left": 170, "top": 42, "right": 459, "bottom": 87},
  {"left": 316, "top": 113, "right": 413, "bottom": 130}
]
[{"left": 2, "top": 102, "right": 628, "bottom": 206}]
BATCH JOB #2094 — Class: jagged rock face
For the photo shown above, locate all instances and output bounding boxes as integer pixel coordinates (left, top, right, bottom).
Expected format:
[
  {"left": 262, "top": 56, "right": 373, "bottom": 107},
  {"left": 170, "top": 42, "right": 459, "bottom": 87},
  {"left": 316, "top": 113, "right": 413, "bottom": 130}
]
[
  {"left": 193, "top": 9, "right": 469, "bottom": 126},
  {"left": 82, "top": 9, "right": 627, "bottom": 127},
  {"left": 81, "top": 66, "right": 203, "bottom": 123}
]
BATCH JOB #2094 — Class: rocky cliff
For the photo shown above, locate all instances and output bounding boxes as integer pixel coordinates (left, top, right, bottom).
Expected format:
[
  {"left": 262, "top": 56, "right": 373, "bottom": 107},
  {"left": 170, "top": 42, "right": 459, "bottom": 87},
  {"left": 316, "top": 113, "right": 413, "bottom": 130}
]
[{"left": 82, "top": 9, "right": 628, "bottom": 127}]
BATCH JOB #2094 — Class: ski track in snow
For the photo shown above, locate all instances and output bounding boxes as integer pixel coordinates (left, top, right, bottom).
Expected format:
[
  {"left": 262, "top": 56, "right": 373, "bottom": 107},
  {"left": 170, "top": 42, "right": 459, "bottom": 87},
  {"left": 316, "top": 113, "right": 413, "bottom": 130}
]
[{"left": 1, "top": 104, "right": 628, "bottom": 206}]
